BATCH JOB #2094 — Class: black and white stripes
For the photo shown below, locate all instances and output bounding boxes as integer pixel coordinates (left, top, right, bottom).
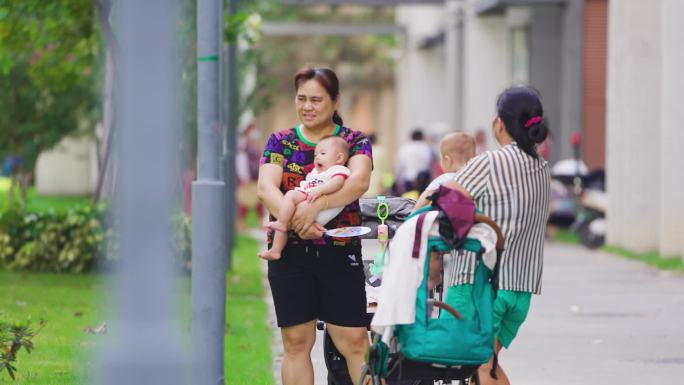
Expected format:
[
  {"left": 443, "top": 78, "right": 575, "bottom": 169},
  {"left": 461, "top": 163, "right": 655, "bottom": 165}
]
[{"left": 445, "top": 143, "right": 551, "bottom": 294}]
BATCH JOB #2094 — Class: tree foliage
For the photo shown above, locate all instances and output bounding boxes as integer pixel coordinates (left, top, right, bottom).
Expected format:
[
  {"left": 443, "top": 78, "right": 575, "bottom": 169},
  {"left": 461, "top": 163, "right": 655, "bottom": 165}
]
[
  {"left": 230, "top": 0, "right": 397, "bottom": 117},
  {"left": 0, "top": 0, "right": 100, "bottom": 205}
]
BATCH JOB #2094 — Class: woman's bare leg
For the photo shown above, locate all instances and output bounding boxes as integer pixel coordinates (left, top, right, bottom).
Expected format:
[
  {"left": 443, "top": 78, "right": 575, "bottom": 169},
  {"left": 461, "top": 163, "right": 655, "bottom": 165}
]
[
  {"left": 281, "top": 320, "right": 317, "bottom": 385},
  {"left": 477, "top": 339, "right": 509, "bottom": 385},
  {"left": 326, "top": 323, "right": 369, "bottom": 385}
]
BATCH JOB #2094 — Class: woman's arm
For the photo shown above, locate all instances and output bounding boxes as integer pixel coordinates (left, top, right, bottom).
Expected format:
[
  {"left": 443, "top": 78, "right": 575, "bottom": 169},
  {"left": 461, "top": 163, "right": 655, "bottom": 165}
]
[
  {"left": 257, "top": 163, "right": 285, "bottom": 219},
  {"left": 291, "top": 154, "right": 372, "bottom": 236}
]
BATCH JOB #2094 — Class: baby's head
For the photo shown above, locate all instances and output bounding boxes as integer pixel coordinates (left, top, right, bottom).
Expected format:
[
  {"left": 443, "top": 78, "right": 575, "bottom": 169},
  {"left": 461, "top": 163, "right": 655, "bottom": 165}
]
[
  {"left": 439, "top": 132, "right": 476, "bottom": 172},
  {"left": 314, "top": 135, "right": 349, "bottom": 171}
]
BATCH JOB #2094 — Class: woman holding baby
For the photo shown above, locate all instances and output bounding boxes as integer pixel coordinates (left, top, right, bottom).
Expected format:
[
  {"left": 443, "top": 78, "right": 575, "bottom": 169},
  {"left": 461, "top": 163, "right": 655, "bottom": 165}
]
[{"left": 257, "top": 67, "right": 372, "bottom": 385}]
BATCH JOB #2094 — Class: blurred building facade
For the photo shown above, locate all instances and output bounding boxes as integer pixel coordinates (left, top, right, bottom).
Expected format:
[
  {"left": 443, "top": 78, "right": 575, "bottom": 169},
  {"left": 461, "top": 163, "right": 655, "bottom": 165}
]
[
  {"left": 397, "top": 0, "right": 684, "bottom": 259},
  {"left": 396, "top": 0, "right": 605, "bottom": 167},
  {"left": 34, "top": 136, "right": 98, "bottom": 196},
  {"left": 606, "top": 0, "right": 684, "bottom": 259}
]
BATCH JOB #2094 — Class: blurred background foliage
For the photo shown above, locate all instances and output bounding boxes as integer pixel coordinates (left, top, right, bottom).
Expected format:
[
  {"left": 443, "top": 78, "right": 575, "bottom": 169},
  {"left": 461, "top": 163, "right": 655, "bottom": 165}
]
[
  {"left": 0, "top": 0, "right": 100, "bottom": 205},
  {"left": 0, "top": 0, "right": 398, "bottom": 267},
  {"left": 232, "top": 0, "right": 397, "bottom": 117}
]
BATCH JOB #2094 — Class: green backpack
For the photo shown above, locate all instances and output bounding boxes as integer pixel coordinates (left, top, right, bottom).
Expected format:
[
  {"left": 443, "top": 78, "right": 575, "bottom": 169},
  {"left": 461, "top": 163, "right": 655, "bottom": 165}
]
[{"left": 394, "top": 229, "right": 496, "bottom": 366}]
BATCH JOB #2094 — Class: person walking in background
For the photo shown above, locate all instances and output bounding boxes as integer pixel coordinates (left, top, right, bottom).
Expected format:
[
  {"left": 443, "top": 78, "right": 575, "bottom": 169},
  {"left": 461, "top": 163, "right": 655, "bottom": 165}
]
[
  {"left": 395, "top": 128, "right": 434, "bottom": 194},
  {"left": 443, "top": 86, "right": 550, "bottom": 385},
  {"left": 474, "top": 128, "right": 488, "bottom": 155},
  {"left": 257, "top": 67, "right": 372, "bottom": 385},
  {"left": 400, "top": 170, "right": 431, "bottom": 201},
  {"left": 364, "top": 133, "right": 392, "bottom": 197},
  {"left": 236, "top": 122, "right": 263, "bottom": 231}
]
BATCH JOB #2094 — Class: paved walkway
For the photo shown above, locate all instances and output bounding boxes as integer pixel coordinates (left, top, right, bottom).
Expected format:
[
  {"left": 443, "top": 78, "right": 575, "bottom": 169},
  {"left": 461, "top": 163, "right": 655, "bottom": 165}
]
[{"left": 261, "top": 234, "right": 684, "bottom": 385}]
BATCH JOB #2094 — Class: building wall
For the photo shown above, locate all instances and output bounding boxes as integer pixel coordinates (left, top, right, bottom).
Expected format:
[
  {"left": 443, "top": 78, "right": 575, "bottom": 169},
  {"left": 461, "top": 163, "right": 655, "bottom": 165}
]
[
  {"left": 582, "top": 0, "right": 607, "bottom": 170},
  {"left": 395, "top": 5, "right": 450, "bottom": 146},
  {"left": 462, "top": 11, "right": 509, "bottom": 148},
  {"left": 529, "top": 5, "right": 564, "bottom": 159},
  {"left": 560, "top": 0, "right": 585, "bottom": 164},
  {"left": 34, "top": 136, "right": 97, "bottom": 196},
  {"left": 659, "top": 0, "right": 684, "bottom": 258},
  {"left": 606, "top": 0, "right": 663, "bottom": 253}
]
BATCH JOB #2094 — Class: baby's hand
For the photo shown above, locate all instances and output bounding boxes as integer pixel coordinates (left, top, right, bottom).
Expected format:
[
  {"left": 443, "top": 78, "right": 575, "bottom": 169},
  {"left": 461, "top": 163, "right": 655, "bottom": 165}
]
[{"left": 306, "top": 188, "right": 321, "bottom": 203}]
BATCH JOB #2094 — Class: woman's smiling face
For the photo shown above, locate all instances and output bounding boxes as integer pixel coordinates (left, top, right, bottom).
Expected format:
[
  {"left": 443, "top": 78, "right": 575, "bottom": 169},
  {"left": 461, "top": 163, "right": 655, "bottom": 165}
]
[{"left": 296, "top": 79, "right": 338, "bottom": 130}]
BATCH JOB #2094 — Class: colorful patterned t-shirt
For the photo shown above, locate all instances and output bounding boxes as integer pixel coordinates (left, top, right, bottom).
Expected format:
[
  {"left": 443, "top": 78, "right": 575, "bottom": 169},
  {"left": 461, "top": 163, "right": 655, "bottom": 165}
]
[{"left": 259, "top": 125, "right": 373, "bottom": 248}]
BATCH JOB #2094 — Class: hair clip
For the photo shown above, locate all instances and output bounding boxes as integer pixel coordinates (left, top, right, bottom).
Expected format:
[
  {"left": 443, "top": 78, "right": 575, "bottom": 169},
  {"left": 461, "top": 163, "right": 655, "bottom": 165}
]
[{"left": 524, "top": 116, "right": 542, "bottom": 129}]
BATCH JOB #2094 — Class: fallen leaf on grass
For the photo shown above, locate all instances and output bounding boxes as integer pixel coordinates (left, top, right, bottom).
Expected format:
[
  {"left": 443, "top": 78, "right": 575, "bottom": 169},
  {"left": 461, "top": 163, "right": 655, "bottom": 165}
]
[{"left": 84, "top": 322, "right": 107, "bottom": 335}]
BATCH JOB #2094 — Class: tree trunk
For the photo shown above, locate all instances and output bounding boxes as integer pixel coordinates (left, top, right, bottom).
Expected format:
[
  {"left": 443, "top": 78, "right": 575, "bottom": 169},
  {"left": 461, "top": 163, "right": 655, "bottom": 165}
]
[{"left": 92, "top": 0, "right": 118, "bottom": 205}]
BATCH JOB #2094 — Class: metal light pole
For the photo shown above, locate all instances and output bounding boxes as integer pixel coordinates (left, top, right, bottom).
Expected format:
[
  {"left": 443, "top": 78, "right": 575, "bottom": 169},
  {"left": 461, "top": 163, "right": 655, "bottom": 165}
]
[
  {"left": 98, "top": 1, "right": 186, "bottom": 384},
  {"left": 192, "top": 0, "right": 228, "bottom": 384}
]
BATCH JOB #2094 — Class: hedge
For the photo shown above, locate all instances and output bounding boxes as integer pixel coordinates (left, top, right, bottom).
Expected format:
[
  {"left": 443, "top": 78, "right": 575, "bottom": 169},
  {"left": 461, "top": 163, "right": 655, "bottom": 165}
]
[{"left": 0, "top": 206, "right": 192, "bottom": 273}]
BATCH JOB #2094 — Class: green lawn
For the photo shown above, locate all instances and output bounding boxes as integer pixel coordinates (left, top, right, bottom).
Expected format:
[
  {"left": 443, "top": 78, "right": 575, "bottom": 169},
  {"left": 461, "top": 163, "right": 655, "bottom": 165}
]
[
  {"left": 0, "top": 177, "right": 91, "bottom": 213},
  {"left": 554, "top": 228, "right": 684, "bottom": 273},
  {"left": 0, "top": 234, "right": 273, "bottom": 384}
]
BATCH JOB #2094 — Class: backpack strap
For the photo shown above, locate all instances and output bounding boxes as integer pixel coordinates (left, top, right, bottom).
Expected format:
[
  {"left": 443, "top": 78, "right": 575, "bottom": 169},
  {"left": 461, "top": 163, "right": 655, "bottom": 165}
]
[
  {"left": 412, "top": 212, "right": 427, "bottom": 259},
  {"left": 490, "top": 351, "right": 499, "bottom": 379}
]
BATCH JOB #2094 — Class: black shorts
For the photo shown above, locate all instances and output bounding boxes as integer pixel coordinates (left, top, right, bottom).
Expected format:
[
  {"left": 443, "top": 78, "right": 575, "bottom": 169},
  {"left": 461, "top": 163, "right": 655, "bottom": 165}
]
[{"left": 267, "top": 244, "right": 367, "bottom": 328}]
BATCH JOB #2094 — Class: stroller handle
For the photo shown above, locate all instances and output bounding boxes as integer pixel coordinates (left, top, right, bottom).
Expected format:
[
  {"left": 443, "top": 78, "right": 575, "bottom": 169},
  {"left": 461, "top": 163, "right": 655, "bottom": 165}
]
[{"left": 474, "top": 213, "right": 505, "bottom": 252}]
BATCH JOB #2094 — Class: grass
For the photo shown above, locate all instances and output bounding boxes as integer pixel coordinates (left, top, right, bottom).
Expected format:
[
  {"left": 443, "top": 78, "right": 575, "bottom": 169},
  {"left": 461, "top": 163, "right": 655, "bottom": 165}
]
[
  {"left": 0, "top": 272, "right": 103, "bottom": 384},
  {"left": 0, "top": 177, "right": 91, "bottom": 213},
  {"left": 0, "top": 234, "right": 273, "bottom": 384},
  {"left": 553, "top": 228, "right": 684, "bottom": 273},
  {"left": 602, "top": 245, "right": 684, "bottom": 273},
  {"left": 224, "top": 235, "right": 272, "bottom": 384}
]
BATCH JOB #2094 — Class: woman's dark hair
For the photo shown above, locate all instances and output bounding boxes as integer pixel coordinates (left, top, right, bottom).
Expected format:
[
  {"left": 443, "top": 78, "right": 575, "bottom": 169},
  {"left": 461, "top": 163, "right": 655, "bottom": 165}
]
[
  {"left": 294, "top": 67, "right": 343, "bottom": 126},
  {"left": 496, "top": 86, "right": 548, "bottom": 158}
]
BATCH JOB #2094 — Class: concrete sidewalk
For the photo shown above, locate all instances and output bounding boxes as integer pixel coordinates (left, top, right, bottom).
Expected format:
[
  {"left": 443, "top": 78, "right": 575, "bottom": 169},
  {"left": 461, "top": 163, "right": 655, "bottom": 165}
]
[
  {"left": 505, "top": 241, "right": 684, "bottom": 384},
  {"left": 263, "top": 237, "right": 684, "bottom": 384}
]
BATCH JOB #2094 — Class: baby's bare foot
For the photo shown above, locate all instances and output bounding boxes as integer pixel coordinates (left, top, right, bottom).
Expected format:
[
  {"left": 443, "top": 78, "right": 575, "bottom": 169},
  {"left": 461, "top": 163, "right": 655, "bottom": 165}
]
[
  {"left": 258, "top": 249, "right": 281, "bottom": 261},
  {"left": 267, "top": 221, "right": 288, "bottom": 232}
]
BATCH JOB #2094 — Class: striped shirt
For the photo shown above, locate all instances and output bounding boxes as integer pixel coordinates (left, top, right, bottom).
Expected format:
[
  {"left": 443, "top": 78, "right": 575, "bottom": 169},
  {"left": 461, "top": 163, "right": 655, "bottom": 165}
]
[{"left": 444, "top": 143, "right": 550, "bottom": 294}]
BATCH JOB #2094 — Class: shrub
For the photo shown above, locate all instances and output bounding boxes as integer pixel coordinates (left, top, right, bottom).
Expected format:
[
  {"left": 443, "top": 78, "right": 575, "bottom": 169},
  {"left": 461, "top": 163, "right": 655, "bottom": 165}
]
[
  {"left": 0, "top": 206, "right": 107, "bottom": 273},
  {"left": 0, "top": 320, "right": 44, "bottom": 380},
  {"left": 0, "top": 206, "right": 192, "bottom": 273}
]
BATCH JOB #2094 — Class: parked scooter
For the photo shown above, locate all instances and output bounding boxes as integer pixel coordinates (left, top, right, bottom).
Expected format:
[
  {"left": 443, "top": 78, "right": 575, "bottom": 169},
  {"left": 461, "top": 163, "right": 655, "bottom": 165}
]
[
  {"left": 548, "top": 132, "right": 607, "bottom": 249},
  {"left": 574, "top": 183, "right": 607, "bottom": 249}
]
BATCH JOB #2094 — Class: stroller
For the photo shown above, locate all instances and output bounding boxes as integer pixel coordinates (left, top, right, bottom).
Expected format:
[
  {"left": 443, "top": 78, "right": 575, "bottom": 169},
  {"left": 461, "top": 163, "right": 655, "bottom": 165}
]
[{"left": 323, "top": 191, "right": 504, "bottom": 385}]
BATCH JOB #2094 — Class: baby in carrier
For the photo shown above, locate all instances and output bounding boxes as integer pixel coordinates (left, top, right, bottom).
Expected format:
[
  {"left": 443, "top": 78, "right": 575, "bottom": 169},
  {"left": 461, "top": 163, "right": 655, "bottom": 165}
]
[
  {"left": 258, "top": 135, "right": 351, "bottom": 260},
  {"left": 412, "top": 132, "right": 476, "bottom": 290}
]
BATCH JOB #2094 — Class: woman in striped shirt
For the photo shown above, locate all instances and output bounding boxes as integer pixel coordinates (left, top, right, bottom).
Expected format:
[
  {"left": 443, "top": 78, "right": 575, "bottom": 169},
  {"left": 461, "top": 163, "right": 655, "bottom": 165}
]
[{"left": 444, "top": 86, "right": 550, "bottom": 385}]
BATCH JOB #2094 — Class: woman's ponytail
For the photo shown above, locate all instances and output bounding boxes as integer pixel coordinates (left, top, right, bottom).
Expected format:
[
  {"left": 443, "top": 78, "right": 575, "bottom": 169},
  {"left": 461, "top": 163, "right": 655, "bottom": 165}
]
[
  {"left": 332, "top": 111, "right": 344, "bottom": 126},
  {"left": 496, "top": 87, "right": 548, "bottom": 158}
]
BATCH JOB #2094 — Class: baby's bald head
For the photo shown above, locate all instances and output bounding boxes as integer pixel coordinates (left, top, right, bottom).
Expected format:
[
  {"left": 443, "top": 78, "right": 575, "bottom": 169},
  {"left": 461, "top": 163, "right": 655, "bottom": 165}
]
[{"left": 439, "top": 132, "right": 476, "bottom": 172}]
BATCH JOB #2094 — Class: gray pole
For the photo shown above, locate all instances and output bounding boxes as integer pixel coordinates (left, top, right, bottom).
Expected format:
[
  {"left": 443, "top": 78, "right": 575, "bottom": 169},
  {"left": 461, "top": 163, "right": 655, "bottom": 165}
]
[
  {"left": 193, "top": 0, "right": 228, "bottom": 384},
  {"left": 98, "top": 1, "right": 186, "bottom": 384},
  {"left": 223, "top": 0, "right": 238, "bottom": 268},
  {"left": 444, "top": 0, "right": 463, "bottom": 130}
]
